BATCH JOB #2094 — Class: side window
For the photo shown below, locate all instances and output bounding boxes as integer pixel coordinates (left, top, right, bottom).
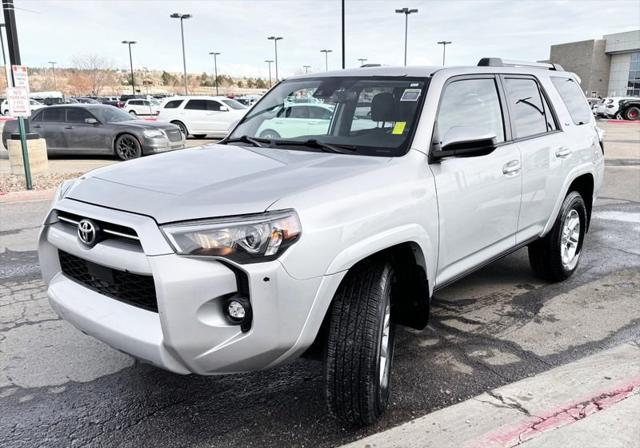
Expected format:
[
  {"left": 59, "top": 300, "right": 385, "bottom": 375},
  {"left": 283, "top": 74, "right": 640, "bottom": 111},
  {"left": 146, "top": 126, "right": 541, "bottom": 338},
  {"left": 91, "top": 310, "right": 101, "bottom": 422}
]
[
  {"left": 164, "top": 100, "right": 183, "bottom": 109},
  {"left": 504, "top": 78, "right": 548, "bottom": 138},
  {"left": 436, "top": 78, "right": 505, "bottom": 143},
  {"left": 41, "top": 108, "right": 65, "bottom": 122},
  {"left": 206, "top": 101, "right": 222, "bottom": 111},
  {"left": 309, "top": 106, "right": 332, "bottom": 119},
  {"left": 66, "top": 108, "right": 93, "bottom": 123},
  {"left": 550, "top": 77, "right": 592, "bottom": 125},
  {"left": 289, "top": 106, "right": 310, "bottom": 118},
  {"left": 185, "top": 100, "right": 206, "bottom": 110}
]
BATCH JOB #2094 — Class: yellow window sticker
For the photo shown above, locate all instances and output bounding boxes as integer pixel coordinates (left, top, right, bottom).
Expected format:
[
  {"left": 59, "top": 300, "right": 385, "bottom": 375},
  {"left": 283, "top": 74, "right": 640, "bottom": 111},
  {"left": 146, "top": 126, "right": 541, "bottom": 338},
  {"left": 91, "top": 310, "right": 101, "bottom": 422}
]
[{"left": 392, "top": 122, "right": 406, "bottom": 135}]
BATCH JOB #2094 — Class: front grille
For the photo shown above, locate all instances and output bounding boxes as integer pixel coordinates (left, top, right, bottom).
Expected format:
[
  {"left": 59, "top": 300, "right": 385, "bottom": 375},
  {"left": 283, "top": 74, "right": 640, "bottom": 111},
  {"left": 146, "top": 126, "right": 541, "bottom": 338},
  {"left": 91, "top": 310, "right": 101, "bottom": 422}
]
[
  {"left": 55, "top": 210, "right": 140, "bottom": 245},
  {"left": 166, "top": 129, "right": 183, "bottom": 142},
  {"left": 59, "top": 250, "right": 158, "bottom": 312}
]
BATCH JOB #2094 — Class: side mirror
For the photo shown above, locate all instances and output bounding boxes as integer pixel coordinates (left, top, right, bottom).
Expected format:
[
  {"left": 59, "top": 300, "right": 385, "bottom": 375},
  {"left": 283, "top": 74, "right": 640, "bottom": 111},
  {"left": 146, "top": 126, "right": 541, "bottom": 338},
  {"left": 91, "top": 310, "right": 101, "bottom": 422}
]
[
  {"left": 85, "top": 118, "right": 99, "bottom": 125},
  {"left": 219, "top": 105, "right": 229, "bottom": 112},
  {"left": 430, "top": 126, "right": 498, "bottom": 161}
]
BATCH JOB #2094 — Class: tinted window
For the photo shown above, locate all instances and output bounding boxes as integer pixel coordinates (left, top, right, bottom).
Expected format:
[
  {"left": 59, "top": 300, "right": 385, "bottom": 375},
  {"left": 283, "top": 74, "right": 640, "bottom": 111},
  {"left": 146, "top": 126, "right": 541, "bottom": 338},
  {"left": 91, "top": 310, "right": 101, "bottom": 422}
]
[
  {"left": 205, "top": 100, "right": 222, "bottom": 111},
  {"left": 40, "top": 108, "right": 65, "bottom": 122},
  {"left": 309, "top": 106, "right": 332, "bottom": 119},
  {"left": 289, "top": 106, "right": 310, "bottom": 118},
  {"left": 222, "top": 99, "right": 247, "bottom": 110},
  {"left": 66, "top": 108, "right": 93, "bottom": 123},
  {"left": 164, "top": 100, "right": 183, "bottom": 109},
  {"left": 185, "top": 100, "right": 206, "bottom": 110},
  {"left": 504, "top": 78, "right": 548, "bottom": 138},
  {"left": 551, "top": 77, "right": 592, "bottom": 125},
  {"left": 437, "top": 78, "right": 505, "bottom": 143}
]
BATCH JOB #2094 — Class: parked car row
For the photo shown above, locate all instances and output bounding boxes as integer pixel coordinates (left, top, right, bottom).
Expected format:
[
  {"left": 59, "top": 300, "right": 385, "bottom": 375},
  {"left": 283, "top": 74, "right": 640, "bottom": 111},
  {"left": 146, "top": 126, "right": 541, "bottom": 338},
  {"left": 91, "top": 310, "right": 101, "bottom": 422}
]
[{"left": 592, "top": 96, "right": 640, "bottom": 120}]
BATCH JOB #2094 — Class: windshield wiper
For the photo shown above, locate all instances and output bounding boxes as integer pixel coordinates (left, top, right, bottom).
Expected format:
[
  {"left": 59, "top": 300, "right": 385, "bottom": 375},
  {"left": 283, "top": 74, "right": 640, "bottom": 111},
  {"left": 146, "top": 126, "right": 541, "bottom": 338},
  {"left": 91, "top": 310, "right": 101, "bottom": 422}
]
[
  {"left": 222, "top": 135, "right": 268, "bottom": 147},
  {"left": 272, "top": 139, "right": 358, "bottom": 154}
]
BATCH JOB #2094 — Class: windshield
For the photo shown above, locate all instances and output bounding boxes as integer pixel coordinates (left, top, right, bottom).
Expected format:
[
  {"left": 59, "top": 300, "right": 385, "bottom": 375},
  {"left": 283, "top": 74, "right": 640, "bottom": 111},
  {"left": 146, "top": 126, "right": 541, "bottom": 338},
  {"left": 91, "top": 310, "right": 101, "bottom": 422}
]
[
  {"left": 97, "top": 106, "right": 136, "bottom": 123},
  {"left": 222, "top": 99, "right": 247, "bottom": 110},
  {"left": 226, "top": 76, "right": 428, "bottom": 156}
]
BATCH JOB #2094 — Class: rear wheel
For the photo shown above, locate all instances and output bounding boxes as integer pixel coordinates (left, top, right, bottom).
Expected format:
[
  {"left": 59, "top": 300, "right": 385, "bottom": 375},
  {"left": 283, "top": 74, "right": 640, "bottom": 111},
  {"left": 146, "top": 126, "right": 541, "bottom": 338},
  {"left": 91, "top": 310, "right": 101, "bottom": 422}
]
[
  {"left": 193, "top": 134, "right": 207, "bottom": 139},
  {"left": 624, "top": 106, "right": 640, "bottom": 121},
  {"left": 528, "top": 191, "right": 587, "bottom": 282},
  {"left": 114, "top": 134, "right": 142, "bottom": 160},
  {"left": 129, "top": 110, "right": 137, "bottom": 117},
  {"left": 324, "top": 259, "right": 396, "bottom": 426},
  {"left": 172, "top": 121, "right": 189, "bottom": 137},
  {"left": 260, "top": 129, "right": 281, "bottom": 140}
]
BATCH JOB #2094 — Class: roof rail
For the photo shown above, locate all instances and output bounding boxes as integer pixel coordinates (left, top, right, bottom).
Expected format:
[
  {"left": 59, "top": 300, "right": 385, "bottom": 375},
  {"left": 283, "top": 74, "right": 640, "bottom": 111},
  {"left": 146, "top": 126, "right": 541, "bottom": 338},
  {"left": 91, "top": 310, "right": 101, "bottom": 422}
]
[{"left": 477, "top": 57, "right": 564, "bottom": 71}]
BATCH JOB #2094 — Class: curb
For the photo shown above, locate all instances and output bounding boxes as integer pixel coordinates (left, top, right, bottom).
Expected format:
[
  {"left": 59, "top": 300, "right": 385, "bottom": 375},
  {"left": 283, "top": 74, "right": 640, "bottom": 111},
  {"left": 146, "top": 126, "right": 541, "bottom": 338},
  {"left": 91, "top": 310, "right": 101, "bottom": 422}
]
[
  {"left": 0, "top": 188, "right": 54, "bottom": 204},
  {"left": 606, "top": 119, "right": 640, "bottom": 124}
]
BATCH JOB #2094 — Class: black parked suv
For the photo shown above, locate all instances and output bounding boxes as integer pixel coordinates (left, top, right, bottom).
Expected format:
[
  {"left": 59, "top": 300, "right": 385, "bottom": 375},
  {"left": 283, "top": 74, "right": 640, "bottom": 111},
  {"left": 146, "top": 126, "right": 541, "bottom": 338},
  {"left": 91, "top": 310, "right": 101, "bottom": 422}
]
[{"left": 618, "top": 98, "right": 640, "bottom": 120}]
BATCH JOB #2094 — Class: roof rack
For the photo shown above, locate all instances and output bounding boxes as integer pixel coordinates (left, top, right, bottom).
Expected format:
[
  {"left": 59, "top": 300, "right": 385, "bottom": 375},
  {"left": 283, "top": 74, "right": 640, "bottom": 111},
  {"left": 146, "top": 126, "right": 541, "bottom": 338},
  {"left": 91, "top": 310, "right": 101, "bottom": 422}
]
[{"left": 477, "top": 57, "right": 564, "bottom": 71}]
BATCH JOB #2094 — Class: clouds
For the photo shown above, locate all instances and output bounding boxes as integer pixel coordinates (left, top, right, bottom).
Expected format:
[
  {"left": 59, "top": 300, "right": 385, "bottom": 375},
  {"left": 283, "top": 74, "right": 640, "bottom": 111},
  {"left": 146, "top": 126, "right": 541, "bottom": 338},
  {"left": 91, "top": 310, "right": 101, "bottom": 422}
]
[{"left": 14, "top": 0, "right": 640, "bottom": 78}]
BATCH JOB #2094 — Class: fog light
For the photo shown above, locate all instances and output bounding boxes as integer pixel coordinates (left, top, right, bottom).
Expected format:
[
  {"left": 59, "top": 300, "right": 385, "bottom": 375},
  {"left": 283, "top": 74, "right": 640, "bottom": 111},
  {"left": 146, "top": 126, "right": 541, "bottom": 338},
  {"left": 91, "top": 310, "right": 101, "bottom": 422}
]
[{"left": 227, "top": 300, "right": 246, "bottom": 320}]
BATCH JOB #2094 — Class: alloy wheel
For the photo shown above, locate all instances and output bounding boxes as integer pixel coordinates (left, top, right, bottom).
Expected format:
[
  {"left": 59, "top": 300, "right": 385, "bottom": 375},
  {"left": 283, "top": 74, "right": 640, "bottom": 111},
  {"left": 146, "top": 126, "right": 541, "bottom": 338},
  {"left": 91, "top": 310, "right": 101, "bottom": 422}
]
[
  {"left": 116, "top": 135, "right": 141, "bottom": 160},
  {"left": 560, "top": 208, "right": 581, "bottom": 269}
]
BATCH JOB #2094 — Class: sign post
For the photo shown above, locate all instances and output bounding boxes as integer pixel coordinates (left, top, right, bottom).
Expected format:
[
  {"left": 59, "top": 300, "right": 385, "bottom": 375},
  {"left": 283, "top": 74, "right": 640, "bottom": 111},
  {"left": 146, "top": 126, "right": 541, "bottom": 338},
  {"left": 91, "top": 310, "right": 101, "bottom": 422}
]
[{"left": 8, "top": 65, "right": 32, "bottom": 189}]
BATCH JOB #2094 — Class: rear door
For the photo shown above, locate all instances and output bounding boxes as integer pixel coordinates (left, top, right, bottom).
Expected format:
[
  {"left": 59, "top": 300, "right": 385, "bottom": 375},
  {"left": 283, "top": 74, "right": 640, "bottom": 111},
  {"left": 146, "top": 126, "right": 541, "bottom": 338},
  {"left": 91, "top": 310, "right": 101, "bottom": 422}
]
[
  {"left": 182, "top": 99, "right": 208, "bottom": 133},
  {"left": 430, "top": 75, "right": 523, "bottom": 286},
  {"left": 31, "top": 108, "right": 66, "bottom": 150}
]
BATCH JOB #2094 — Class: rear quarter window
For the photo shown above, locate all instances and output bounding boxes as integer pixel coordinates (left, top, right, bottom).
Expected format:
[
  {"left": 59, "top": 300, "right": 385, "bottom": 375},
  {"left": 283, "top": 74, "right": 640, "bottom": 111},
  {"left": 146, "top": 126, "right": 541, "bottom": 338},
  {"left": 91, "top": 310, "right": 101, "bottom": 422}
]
[
  {"left": 551, "top": 77, "right": 592, "bottom": 125},
  {"left": 164, "top": 100, "right": 184, "bottom": 109}
]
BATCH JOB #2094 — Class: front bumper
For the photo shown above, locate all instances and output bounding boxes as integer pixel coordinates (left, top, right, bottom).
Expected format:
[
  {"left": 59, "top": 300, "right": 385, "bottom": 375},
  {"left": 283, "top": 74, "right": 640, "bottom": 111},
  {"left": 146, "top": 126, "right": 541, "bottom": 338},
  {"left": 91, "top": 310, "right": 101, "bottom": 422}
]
[
  {"left": 143, "top": 136, "right": 185, "bottom": 154},
  {"left": 39, "top": 199, "right": 343, "bottom": 375}
]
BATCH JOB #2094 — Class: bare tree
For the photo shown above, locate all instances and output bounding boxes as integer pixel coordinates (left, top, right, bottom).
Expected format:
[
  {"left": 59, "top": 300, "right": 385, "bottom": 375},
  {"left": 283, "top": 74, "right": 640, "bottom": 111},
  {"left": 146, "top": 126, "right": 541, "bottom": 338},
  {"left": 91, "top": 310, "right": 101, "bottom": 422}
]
[{"left": 71, "top": 54, "right": 116, "bottom": 96}]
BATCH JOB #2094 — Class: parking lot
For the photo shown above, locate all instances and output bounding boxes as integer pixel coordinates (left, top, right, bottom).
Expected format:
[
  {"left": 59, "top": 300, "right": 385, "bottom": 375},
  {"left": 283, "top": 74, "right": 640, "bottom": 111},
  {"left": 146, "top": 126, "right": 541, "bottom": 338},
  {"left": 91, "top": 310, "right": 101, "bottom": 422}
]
[{"left": 0, "top": 120, "right": 638, "bottom": 447}]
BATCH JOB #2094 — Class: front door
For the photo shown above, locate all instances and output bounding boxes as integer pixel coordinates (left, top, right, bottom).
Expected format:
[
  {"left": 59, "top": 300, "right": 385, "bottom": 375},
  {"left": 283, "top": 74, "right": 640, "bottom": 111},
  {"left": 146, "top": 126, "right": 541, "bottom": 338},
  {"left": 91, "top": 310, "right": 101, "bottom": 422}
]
[
  {"left": 429, "top": 76, "right": 522, "bottom": 286},
  {"left": 63, "top": 108, "right": 111, "bottom": 153}
]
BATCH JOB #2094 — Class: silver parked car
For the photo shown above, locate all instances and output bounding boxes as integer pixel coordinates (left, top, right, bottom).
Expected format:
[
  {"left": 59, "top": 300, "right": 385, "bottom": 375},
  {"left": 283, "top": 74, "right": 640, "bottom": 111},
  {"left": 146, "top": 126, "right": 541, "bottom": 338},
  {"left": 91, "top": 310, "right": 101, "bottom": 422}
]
[{"left": 2, "top": 104, "right": 185, "bottom": 160}]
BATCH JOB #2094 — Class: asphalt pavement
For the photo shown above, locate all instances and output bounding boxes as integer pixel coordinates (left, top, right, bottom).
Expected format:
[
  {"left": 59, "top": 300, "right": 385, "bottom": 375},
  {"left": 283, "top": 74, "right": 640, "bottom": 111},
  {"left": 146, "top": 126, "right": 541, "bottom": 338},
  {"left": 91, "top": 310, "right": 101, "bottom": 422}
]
[{"left": 0, "top": 122, "right": 639, "bottom": 448}]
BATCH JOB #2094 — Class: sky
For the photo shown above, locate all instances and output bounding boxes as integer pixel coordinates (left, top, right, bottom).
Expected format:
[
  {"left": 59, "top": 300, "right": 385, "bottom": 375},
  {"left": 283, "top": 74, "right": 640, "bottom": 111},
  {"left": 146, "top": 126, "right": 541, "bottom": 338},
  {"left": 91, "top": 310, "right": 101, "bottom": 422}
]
[{"left": 11, "top": 0, "right": 640, "bottom": 79}]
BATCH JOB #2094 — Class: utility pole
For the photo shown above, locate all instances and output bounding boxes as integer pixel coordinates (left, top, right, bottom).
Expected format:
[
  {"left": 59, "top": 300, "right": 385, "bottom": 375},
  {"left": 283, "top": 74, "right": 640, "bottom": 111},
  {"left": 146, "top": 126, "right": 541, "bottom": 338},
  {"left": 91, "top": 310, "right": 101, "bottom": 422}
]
[
  {"left": 341, "top": 0, "right": 345, "bottom": 69},
  {"left": 170, "top": 13, "right": 191, "bottom": 95},
  {"left": 209, "top": 51, "right": 220, "bottom": 95},
  {"left": 267, "top": 36, "right": 283, "bottom": 81},
  {"left": 3, "top": 0, "right": 31, "bottom": 190},
  {"left": 437, "top": 40, "right": 452, "bottom": 66},
  {"left": 303, "top": 65, "right": 311, "bottom": 74},
  {"left": 395, "top": 7, "right": 418, "bottom": 66},
  {"left": 48, "top": 61, "right": 56, "bottom": 90},
  {"left": 357, "top": 57, "right": 367, "bottom": 66},
  {"left": 122, "top": 41, "right": 136, "bottom": 94},
  {"left": 265, "top": 59, "right": 273, "bottom": 87},
  {"left": 320, "top": 49, "right": 332, "bottom": 72}
]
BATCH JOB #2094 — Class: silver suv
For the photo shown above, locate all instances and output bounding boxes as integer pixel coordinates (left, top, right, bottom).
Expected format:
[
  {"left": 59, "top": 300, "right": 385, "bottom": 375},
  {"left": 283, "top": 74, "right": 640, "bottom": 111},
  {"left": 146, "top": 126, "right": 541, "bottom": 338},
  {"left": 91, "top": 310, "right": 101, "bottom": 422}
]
[{"left": 39, "top": 58, "right": 604, "bottom": 426}]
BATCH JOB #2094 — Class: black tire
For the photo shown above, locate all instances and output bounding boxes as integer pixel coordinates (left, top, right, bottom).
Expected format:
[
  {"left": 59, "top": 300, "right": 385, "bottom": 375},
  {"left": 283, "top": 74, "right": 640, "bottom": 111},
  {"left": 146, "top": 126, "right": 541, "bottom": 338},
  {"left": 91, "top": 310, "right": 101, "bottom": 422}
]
[
  {"left": 324, "top": 259, "right": 396, "bottom": 426},
  {"left": 624, "top": 106, "right": 640, "bottom": 121},
  {"left": 259, "top": 129, "right": 281, "bottom": 139},
  {"left": 528, "top": 191, "right": 587, "bottom": 282},
  {"left": 193, "top": 134, "right": 207, "bottom": 139},
  {"left": 172, "top": 121, "right": 189, "bottom": 137},
  {"left": 128, "top": 110, "right": 137, "bottom": 117},
  {"left": 114, "top": 134, "right": 142, "bottom": 160}
]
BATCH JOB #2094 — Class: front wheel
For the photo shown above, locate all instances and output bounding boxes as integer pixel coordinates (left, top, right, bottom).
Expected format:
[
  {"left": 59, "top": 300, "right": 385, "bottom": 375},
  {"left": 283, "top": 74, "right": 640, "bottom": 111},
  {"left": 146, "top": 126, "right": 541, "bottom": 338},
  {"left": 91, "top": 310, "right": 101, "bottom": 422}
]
[
  {"left": 625, "top": 106, "right": 640, "bottom": 121},
  {"left": 129, "top": 110, "right": 137, "bottom": 117},
  {"left": 528, "top": 191, "right": 587, "bottom": 282},
  {"left": 193, "top": 134, "right": 207, "bottom": 139},
  {"left": 114, "top": 134, "right": 142, "bottom": 160},
  {"left": 172, "top": 121, "right": 189, "bottom": 138},
  {"left": 324, "top": 259, "right": 396, "bottom": 426},
  {"left": 259, "top": 129, "right": 281, "bottom": 140}
]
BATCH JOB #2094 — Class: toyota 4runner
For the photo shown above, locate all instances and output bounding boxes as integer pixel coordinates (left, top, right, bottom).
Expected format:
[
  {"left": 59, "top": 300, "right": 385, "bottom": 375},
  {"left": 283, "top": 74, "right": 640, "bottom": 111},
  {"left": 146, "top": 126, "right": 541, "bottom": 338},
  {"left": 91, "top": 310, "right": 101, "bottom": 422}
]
[{"left": 39, "top": 58, "right": 604, "bottom": 426}]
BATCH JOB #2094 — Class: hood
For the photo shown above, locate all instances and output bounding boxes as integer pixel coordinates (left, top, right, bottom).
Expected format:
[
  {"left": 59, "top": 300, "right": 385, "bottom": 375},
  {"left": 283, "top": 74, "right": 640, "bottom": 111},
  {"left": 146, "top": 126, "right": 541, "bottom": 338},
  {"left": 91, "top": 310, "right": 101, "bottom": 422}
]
[{"left": 67, "top": 143, "right": 390, "bottom": 223}]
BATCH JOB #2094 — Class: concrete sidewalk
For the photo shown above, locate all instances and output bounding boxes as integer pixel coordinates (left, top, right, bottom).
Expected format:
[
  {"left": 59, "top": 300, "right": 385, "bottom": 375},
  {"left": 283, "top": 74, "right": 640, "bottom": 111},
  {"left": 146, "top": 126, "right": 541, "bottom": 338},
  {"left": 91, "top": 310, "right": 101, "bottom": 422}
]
[{"left": 341, "top": 343, "right": 640, "bottom": 448}]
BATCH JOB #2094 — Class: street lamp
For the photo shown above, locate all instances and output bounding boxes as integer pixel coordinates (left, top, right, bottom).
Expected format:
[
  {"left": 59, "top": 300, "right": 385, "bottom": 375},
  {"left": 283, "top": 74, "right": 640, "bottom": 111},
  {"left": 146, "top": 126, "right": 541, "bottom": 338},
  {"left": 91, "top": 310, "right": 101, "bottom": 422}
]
[
  {"left": 209, "top": 51, "right": 220, "bottom": 95},
  {"left": 395, "top": 7, "right": 418, "bottom": 66},
  {"left": 121, "top": 40, "right": 137, "bottom": 94},
  {"left": 267, "top": 36, "right": 283, "bottom": 81},
  {"left": 320, "top": 49, "right": 332, "bottom": 72},
  {"left": 170, "top": 12, "right": 192, "bottom": 95},
  {"left": 437, "top": 40, "right": 452, "bottom": 66},
  {"left": 48, "top": 61, "right": 56, "bottom": 90},
  {"left": 265, "top": 59, "right": 274, "bottom": 88},
  {"left": 357, "top": 57, "right": 367, "bottom": 66},
  {"left": 303, "top": 65, "right": 311, "bottom": 74}
]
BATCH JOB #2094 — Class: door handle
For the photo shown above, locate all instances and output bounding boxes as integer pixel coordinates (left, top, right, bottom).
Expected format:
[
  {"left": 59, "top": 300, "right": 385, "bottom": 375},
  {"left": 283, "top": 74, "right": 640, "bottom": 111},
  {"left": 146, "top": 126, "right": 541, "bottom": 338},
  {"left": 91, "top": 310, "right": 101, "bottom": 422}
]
[
  {"left": 555, "top": 146, "right": 572, "bottom": 158},
  {"left": 502, "top": 160, "right": 521, "bottom": 176},
  {"left": 32, "top": 125, "right": 41, "bottom": 129},
  {"left": 64, "top": 126, "right": 73, "bottom": 130}
]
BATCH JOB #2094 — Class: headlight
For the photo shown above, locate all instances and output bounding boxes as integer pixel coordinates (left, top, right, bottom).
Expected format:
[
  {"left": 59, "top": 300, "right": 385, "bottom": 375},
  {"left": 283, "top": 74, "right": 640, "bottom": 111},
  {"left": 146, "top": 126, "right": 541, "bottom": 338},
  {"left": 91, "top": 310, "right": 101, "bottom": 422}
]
[
  {"left": 143, "top": 129, "right": 165, "bottom": 138},
  {"left": 161, "top": 210, "right": 301, "bottom": 263}
]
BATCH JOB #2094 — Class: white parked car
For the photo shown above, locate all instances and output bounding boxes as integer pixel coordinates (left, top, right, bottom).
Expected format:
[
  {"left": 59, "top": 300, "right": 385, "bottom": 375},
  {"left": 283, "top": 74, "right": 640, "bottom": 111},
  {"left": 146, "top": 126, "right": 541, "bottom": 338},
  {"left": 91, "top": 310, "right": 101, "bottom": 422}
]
[
  {"left": 156, "top": 96, "right": 247, "bottom": 138},
  {"left": 256, "top": 103, "right": 335, "bottom": 139},
  {"left": 1, "top": 98, "right": 46, "bottom": 116},
  {"left": 594, "top": 96, "right": 638, "bottom": 118},
  {"left": 124, "top": 98, "right": 160, "bottom": 117},
  {"left": 39, "top": 59, "right": 604, "bottom": 426}
]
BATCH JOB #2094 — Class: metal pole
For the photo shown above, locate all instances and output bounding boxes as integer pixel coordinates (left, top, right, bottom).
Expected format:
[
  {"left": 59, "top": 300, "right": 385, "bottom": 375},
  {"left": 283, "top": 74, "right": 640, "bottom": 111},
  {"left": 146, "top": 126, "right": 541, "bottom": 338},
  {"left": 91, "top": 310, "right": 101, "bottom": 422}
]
[
  {"left": 404, "top": 13, "right": 408, "bottom": 66},
  {"left": 341, "top": 0, "right": 345, "bottom": 69},
  {"left": 437, "top": 41, "right": 452, "bottom": 66},
  {"left": 3, "top": 0, "right": 31, "bottom": 190},
  {"left": 214, "top": 53, "right": 219, "bottom": 96},
  {"left": 325, "top": 52, "right": 328, "bottom": 71},
  {"left": 128, "top": 43, "right": 135, "bottom": 94},
  {"left": 49, "top": 61, "right": 56, "bottom": 90},
  {"left": 274, "top": 39, "right": 279, "bottom": 81},
  {"left": 180, "top": 18, "right": 187, "bottom": 95},
  {"left": 265, "top": 60, "right": 273, "bottom": 88}
]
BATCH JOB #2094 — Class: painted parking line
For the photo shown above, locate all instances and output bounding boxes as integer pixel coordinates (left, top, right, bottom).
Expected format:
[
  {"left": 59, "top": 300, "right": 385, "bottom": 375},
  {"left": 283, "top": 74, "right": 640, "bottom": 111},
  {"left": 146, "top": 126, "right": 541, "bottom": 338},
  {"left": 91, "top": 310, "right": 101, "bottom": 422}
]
[{"left": 340, "top": 343, "right": 640, "bottom": 448}]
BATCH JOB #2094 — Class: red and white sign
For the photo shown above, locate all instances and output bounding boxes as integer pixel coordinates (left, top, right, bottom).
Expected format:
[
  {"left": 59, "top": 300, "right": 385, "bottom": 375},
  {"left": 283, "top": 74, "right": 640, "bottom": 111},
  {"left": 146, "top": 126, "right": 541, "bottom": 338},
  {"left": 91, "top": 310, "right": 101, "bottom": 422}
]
[
  {"left": 6, "top": 87, "right": 31, "bottom": 118},
  {"left": 12, "top": 65, "right": 29, "bottom": 91}
]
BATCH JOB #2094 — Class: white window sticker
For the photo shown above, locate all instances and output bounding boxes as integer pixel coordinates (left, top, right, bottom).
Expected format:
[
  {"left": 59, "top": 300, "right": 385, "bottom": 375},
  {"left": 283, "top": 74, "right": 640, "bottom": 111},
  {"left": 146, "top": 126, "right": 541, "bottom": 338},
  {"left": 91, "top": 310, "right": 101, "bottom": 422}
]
[{"left": 401, "top": 88, "right": 421, "bottom": 102}]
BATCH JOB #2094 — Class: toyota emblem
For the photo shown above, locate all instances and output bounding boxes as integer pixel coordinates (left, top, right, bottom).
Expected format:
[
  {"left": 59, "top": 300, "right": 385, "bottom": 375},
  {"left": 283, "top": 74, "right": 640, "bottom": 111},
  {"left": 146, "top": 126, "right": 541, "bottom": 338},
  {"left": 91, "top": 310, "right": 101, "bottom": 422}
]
[{"left": 77, "top": 219, "right": 98, "bottom": 246}]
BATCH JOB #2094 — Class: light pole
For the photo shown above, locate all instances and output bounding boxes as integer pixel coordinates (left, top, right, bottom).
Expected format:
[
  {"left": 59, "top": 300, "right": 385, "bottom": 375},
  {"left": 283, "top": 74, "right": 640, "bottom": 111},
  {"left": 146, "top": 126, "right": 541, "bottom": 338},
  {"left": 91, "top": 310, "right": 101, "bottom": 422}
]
[
  {"left": 341, "top": 0, "right": 345, "bottom": 69},
  {"left": 303, "top": 65, "right": 311, "bottom": 74},
  {"left": 437, "top": 40, "right": 452, "bottom": 66},
  {"left": 357, "top": 57, "right": 367, "bottom": 66},
  {"left": 267, "top": 36, "right": 283, "bottom": 81},
  {"left": 264, "top": 59, "right": 274, "bottom": 88},
  {"left": 170, "top": 12, "right": 191, "bottom": 95},
  {"left": 320, "top": 49, "right": 332, "bottom": 72},
  {"left": 48, "top": 61, "right": 56, "bottom": 90},
  {"left": 121, "top": 40, "right": 136, "bottom": 94},
  {"left": 395, "top": 7, "right": 418, "bottom": 66},
  {"left": 209, "top": 51, "right": 220, "bottom": 95}
]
